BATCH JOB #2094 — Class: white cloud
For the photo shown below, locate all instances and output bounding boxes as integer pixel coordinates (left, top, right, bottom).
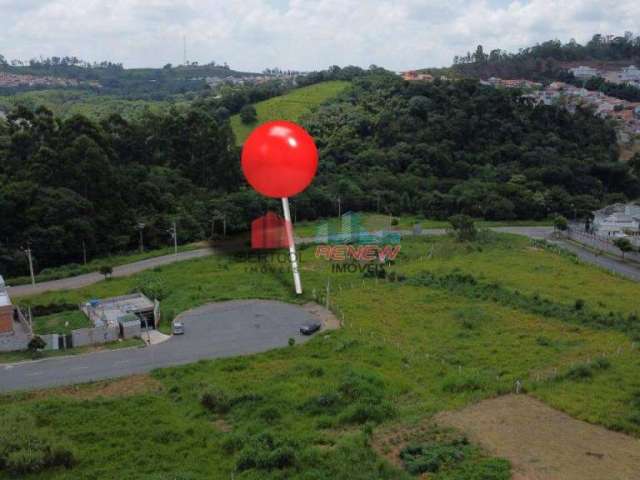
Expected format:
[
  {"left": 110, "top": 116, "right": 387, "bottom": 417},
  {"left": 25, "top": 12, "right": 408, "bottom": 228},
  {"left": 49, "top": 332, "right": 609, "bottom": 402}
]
[{"left": 0, "top": 0, "right": 637, "bottom": 71}]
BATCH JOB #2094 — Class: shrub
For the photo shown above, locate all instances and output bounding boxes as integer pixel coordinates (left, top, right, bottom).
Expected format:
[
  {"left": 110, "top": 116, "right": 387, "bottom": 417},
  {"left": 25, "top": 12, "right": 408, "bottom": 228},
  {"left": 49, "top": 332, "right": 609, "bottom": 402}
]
[
  {"left": 239, "top": 104, "right": 257, "bottom": 124},
  {"left": 134, "top": 271, "right": 168, "bottom": 301},
  {"left": 99, "top": 264, "right": 113, "bottom": 279},
  {"left": 288, "top": 337, "right": 295, "bottom": 347},
  {"left": 400, "top": 440, "right": 468, "bottom": 475},
  {"left": 574, "top": 299, "right": 585, "bottom": 310},
  {"left": 236, "top": 433, "right": 296, "bottom": 471},
  {"left": 448, "top": 215, "right": 477, "bottom": 242},
  {"left": 200, "top": 389, "right": 231, "bottom": 414},
  {"left": 0, "top": 412, "right": 76, "bottom": 475}
]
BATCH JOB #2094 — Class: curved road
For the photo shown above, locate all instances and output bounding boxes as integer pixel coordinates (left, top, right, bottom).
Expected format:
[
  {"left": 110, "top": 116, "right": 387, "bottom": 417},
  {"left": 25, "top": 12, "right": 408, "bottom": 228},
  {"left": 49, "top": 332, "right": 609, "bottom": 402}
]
[{"left": 0, "top": 300, "right": 315, "bottom": 393}]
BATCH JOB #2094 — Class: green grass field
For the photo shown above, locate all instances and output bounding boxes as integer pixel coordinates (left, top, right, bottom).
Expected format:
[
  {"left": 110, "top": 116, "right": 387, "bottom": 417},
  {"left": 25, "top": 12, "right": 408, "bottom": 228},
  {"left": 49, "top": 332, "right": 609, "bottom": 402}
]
[
  {"left": 0, "top": 89, "right": 188, "bottom": 120},
  {"left": 293, "top": 213, "right": 553, "bottom": 237},
  {"left": 1, "top": 232, "right": 639, "bottom": 479},
  {"left": 230, "top": 81, "right": 351, "bottom": 144}
]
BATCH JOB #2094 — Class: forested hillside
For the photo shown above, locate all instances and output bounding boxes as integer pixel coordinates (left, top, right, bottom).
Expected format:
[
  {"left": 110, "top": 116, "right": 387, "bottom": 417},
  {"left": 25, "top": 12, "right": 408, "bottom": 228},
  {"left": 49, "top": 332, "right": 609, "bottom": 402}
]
[
  {"left": 301, "top": 71, "right": 639, "bottom": 220},
  {"left": 1, "top": 71, "right": 638, "bottom": 277}
]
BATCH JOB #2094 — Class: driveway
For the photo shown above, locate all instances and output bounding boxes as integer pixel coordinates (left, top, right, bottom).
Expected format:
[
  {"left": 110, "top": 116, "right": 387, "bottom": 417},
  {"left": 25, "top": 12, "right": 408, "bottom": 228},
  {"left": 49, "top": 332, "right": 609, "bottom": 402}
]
[{"left": 0, "top": 300, "right": 317, "bottom": 393}]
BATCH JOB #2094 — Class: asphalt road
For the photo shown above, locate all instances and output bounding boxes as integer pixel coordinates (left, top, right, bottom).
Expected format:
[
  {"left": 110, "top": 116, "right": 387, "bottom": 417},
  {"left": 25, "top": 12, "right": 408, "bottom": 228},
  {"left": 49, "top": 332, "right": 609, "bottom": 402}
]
[
  {"left": 0, "top": 300, "right": 314, "bottom": 393},
  {"left": 8, "top": 248, "right": 214, "bottom": 297}
]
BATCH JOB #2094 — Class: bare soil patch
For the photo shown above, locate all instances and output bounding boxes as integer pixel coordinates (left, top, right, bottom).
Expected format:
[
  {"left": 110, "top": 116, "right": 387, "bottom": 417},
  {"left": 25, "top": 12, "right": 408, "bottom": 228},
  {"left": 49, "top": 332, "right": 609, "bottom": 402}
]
[
  {"left": 302, "top": 302, "right": 341, "bottom": 330},
  {"left": 435, "top": 394, "right": 640, "bottom": 480},
  {"left": 29, "top": 374, "right": 162, "bottom": 401}
]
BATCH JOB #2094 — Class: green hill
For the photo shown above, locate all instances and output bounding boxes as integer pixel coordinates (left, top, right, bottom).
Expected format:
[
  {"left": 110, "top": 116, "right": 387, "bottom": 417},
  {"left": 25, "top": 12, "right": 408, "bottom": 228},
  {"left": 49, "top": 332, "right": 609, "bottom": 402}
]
[{"left": 230, "top": 80, "right": 350, "bottom": 144}]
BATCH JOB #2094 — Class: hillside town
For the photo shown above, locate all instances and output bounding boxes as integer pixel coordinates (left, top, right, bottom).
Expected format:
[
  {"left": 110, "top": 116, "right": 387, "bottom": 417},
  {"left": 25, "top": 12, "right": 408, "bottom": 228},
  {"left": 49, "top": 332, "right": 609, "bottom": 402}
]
[{"left": 525, "top": 81, "right": 640, "bottom": 142}]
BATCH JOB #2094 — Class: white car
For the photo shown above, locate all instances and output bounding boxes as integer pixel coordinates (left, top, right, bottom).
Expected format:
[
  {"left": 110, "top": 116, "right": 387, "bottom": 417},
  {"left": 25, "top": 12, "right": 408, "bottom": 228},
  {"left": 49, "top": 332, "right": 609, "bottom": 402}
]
[{"left": 172, "top": 321, "right": 185, "bottom": 335}]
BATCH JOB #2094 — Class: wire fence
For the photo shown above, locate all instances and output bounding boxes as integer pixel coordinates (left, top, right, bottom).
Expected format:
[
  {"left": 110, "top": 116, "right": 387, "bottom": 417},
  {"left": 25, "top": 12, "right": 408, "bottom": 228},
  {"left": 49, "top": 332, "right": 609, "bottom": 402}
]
[{"left": 566, "top": 227, "right": 640, "bottom": 263}]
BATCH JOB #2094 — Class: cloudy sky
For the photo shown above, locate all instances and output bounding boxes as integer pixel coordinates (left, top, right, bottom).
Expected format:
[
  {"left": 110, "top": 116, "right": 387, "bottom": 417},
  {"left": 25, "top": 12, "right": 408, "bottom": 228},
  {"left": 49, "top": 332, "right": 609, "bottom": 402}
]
[{"left": 0, "top": 0, "right": 637, "bottom": 72}]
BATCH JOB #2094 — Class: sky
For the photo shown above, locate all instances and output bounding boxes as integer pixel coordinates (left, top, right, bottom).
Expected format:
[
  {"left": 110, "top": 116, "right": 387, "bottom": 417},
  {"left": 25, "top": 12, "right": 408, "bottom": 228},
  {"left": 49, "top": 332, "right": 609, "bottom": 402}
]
[{"left": 0, "top": 0, "right": 638, "bottom": 72}]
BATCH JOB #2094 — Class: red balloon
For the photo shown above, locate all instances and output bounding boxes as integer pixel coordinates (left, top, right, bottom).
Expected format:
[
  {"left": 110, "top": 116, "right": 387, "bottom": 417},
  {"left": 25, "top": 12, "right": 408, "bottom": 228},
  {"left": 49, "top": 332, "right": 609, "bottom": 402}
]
[{"left": 242, "top": 121, "right": 318, "bottom": 198}]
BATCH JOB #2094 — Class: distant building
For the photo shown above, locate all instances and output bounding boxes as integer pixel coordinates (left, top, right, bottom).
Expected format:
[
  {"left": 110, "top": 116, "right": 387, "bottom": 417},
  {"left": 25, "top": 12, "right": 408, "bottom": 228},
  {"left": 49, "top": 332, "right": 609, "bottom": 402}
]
[
  {"left": 569, "top": 66, "right": 600, "bottom": 80},
  {"left": 402, "top": 71, "right": 433, "bottom": 82},
  {"left": 592, "top": 203, "right": 640, "bottom": 238},
  {"left": 0, "top": 276, "right": 14, "bottom": 334}
]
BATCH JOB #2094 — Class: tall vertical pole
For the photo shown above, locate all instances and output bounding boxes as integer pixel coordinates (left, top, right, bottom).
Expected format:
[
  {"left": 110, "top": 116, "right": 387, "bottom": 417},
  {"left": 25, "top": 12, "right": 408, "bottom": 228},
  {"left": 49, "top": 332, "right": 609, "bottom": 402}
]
[
  {"left": 338, "top": 197, "right": 341, "bottom": 219},
  {"left": 223, "top": 216, "right": 227, "bottom": 237},
  {"left": 82, "top": 241, "right": 87, "bottom": 265},
  {"left": 282, "top": 197, "right": 302, "bottom": 294},
  {"left": 25, "top": 248, "right": 35, "bottom": 288},
  {"left": 172, "top": 221, "right": 178, "bottom": 256}
]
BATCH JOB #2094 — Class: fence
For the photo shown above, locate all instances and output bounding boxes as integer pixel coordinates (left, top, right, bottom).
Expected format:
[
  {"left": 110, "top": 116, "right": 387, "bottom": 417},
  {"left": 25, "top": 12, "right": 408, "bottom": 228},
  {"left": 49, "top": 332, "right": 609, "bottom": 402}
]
[{"left": 566, "top": 227, "right": 640, "bottom": 263}]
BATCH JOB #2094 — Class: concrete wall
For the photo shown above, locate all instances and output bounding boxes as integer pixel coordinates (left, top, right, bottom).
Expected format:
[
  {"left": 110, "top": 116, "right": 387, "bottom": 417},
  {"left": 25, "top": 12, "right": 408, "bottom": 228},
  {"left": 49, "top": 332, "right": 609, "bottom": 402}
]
[{"left": 72, "top": 326, "right": 119, "bottom": 348}]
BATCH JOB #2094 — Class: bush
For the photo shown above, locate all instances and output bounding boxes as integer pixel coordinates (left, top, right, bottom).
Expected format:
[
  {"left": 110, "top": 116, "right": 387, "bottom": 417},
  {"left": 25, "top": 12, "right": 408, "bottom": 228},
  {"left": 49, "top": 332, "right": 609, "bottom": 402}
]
[
  {"left": 236, "top": 433, "right": 296, "bottom": 471},
  {"left": 0, "top": 412, "right": 76, "bottom": 475},
  {"left": 400, "top": 440, "right": 468, "bottom": 475},
  {"left": 449, "top": 215, "right": 477, "bottom": 242},
  {"left": 99, "top": 264, "right": 113, "bottom": 279},
  {"left": 240, "top": 104, "right": 257, "bottom": 124},
  {"left": 134, "top": 271, "right": 168, "bottom": 301},
  {"left": 200, "top": 389, "right": 231, "bottom": 414}
]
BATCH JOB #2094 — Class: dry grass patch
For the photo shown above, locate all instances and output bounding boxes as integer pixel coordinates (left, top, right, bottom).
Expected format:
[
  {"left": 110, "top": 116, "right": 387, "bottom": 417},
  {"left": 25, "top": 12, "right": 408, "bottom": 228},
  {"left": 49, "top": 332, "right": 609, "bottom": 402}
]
[
  {"left": 435, "top": 394, "right": 640, "bottom": 480},
  {"left": 29, "top": 374, "right": 162, "bottom": 401}
]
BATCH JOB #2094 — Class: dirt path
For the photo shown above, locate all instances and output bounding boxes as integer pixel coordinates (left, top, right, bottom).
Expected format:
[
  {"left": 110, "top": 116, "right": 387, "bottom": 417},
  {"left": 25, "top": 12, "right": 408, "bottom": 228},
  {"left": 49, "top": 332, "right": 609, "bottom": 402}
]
[{"left": 435, "top": 394, "right": 640, "bottom": 480}]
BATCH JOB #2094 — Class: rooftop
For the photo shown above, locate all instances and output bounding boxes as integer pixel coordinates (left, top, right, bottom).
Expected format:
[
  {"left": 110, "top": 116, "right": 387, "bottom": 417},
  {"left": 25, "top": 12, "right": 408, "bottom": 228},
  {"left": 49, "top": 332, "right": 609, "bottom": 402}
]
[{"left": 81, "top": 293, "right": 154, "bottom": 327}]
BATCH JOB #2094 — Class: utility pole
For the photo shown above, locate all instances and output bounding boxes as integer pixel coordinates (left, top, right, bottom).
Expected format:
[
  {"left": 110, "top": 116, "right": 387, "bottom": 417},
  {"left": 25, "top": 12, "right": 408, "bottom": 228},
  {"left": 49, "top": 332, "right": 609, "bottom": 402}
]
[
  {"left": 376, "top": 192, "right": 381, "bottom": 213},
  {"left": 82, "top": 240, "right": 87, "bottom": 265},
  {"left": 24, "top": 247, "right": 35, "bottom": 288},
  {"left": 136, "top": 223, "right": 145, "bottom": 253},
  {"left": 337, "top": 196, "right": 342, "bottom": 218},
  {"left": 170, "top": 221, "right": 178, "bottom": 256}
]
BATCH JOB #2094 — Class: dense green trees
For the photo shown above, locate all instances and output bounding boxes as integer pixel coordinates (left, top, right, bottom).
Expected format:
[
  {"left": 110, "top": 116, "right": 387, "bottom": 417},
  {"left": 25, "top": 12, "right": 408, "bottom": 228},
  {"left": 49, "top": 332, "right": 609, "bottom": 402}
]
[
  {"left": 301, "top": 72, "right": 638, "bottom": 221},
  {"left": 1, "top": 70, "right": 638, "bottom": 277},
  {"left": 0, "top": 103, "right": 241, "bottom": 276}
]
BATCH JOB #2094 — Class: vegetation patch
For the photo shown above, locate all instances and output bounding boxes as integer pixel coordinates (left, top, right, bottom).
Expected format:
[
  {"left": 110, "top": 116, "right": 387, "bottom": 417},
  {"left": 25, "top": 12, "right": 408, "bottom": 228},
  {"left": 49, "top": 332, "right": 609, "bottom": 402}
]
[{"left": 0, "top": 411, "right": 76, "bottom": 476}]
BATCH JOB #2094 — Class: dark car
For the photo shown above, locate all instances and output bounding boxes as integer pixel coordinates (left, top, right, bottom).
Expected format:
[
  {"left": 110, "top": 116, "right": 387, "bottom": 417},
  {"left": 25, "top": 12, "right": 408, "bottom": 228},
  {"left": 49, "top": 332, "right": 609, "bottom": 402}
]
[{"left": 300, "top": 322, "right": 321, "bottom": 335}]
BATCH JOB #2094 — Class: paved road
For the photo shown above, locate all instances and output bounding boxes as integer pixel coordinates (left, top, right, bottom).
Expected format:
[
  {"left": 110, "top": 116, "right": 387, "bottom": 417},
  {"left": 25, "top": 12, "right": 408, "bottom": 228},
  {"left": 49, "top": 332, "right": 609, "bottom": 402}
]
[
  {"left": 9, "top": 227, "right": 553, "bottom": 298},
  {"left": 8, "top": 248, "right": 214, "bottom": 297},
  {"left": 549, "top": 239, "right": 640, "bottom": 282},
  {"left": 0, "top": 300, "right": 315, "bottom": 393}
]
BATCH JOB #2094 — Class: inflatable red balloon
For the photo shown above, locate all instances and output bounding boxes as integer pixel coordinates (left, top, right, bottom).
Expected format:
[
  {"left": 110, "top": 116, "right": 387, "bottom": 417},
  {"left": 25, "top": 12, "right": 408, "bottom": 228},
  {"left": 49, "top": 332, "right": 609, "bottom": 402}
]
[{"left": 241, "top": 121, "right": 318, "bottom": 198}]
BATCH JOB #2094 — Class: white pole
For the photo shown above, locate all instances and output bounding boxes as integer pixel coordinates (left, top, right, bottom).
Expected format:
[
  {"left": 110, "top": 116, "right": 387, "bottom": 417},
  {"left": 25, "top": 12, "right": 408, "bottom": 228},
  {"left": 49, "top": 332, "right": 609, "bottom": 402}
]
[
  {"left": 25, "top": 248, "right": 35, "bottom": 288},
  {"left": 172, "top": 221, "right": 178, "bottom": 256},
  {"left": 282, "top": 197, "right": 302, "bottom": 294}
]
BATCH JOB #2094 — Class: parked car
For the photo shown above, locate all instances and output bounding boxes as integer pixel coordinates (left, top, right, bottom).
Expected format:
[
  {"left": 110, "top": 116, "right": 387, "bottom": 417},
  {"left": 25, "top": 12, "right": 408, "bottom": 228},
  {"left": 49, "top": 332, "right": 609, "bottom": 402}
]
[
  {"left": 172, "top": 320, "right": 185, "bottom": 335},
  {"left": 299, "top": 322, "right": 321, "bottom": 335}
]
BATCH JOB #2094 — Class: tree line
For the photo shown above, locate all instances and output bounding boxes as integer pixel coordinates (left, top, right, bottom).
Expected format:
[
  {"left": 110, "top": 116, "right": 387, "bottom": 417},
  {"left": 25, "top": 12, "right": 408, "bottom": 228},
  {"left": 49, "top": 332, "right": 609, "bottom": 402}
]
[{"left": 1, "top": 69, "right": 639, "bottom": 277}]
